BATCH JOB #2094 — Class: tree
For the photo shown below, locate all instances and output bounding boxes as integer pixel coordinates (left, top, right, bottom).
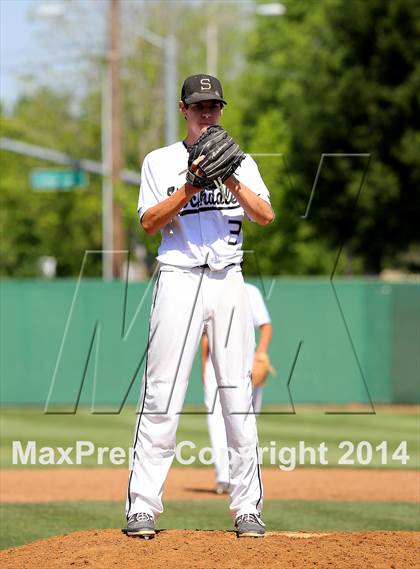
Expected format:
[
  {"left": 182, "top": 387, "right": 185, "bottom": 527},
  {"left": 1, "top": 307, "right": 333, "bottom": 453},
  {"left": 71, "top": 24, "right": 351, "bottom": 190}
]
[
  {"left": 0, "top": 91, "right": 102, "bottom": 277},
  {"left": 0, "top": 1, "right": 251, "bottom": 277},
  {"left": 238, "top": 0, "right": 420, "bottom": 274}
]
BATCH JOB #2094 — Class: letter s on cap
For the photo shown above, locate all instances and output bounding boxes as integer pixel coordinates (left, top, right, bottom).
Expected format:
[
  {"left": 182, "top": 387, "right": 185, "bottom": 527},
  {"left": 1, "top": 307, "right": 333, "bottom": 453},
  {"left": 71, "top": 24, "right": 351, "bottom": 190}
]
[{"left": 200, "top": 78, "right": 211, "bottom": 91}]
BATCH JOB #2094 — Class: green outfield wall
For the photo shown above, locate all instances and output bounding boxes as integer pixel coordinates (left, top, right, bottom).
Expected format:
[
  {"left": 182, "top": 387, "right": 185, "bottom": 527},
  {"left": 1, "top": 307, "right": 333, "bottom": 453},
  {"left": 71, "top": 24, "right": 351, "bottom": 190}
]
[{"left": 1, "top": 278, "right": 418, "bottom": 408}]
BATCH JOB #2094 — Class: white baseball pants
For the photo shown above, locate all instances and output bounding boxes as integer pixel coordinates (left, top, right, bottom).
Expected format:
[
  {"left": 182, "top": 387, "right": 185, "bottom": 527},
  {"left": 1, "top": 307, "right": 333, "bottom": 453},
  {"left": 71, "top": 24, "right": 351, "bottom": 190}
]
[{"left": 126, "top": 264, "right": 263, "bottom": 520}]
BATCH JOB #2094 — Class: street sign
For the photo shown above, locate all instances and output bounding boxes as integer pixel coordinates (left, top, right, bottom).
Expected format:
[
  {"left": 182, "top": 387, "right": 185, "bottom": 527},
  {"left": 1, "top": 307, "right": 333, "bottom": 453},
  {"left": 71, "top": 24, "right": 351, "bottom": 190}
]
[{"left": 30, "top": 169, "right": 88, "bottom": 191}]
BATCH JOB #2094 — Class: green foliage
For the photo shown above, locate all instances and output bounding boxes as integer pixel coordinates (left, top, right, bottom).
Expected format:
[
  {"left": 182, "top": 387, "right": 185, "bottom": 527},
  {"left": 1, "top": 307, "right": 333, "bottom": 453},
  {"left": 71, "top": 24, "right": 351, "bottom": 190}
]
[
  {"left": 1, "top": 0, "right": 418, "bottom": 276},
  {"left": 1, "top": 1, "right": 250, "bottom": 277},
  {"left": 0, "top": 108, "right": 102, "bottom": 277},
  {"left": 241, "top": 0, "right": 420, "bottom": 274}
]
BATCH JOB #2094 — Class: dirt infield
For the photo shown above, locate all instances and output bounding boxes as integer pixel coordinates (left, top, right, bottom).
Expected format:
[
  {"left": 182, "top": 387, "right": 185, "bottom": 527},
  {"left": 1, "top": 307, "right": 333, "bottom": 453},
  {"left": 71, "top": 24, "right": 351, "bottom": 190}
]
[
  {"left": 2, "top": 468, "right": 419, "bottom": 567},
  {"left": 1, "top": 467, "right": 419, "bottom": 503},
  {"left": 1, "top": 528, "right": 419, "bottom": 569}
]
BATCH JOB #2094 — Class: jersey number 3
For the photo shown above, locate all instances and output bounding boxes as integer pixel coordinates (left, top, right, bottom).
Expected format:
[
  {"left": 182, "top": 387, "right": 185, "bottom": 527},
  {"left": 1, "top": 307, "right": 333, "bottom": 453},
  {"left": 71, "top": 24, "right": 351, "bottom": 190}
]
[{"left": 228, "top": 220, "right": 242, "bottom": 245}]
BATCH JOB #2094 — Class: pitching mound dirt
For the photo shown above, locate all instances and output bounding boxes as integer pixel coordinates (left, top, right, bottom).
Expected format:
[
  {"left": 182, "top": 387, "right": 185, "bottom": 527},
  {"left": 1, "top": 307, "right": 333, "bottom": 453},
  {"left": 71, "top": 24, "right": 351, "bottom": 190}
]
[{"left": 1, "top": 529, "right": 419, "bottom": 569}]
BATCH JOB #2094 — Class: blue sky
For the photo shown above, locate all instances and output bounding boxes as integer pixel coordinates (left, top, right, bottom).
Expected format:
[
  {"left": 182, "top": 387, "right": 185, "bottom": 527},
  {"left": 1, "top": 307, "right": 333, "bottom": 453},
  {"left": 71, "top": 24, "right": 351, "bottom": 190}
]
[
  {"left": 0, "top": 0, "right": 109, "bottom": 111},
  {"left": 0, "top": 0, "right": 43, "bottom": 106}
]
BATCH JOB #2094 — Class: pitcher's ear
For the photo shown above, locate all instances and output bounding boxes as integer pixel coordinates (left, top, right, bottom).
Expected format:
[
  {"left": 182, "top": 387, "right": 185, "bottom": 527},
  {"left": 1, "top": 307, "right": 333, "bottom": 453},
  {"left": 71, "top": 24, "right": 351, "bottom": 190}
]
[{"left": 179, "top": 100, "right": 188, "bottom": 120}]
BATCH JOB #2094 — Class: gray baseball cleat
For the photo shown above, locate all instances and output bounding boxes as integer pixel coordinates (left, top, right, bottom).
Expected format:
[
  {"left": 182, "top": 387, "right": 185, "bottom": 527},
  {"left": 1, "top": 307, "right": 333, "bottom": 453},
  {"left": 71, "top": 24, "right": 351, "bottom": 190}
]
[
  {"left": 215, "top": 482, "right": 230, "bottom": 495},
  {"left": 234, "top": 513, "right": 266, "bottom": 538},
  {"left": 126, "top": 512, "right": 155, "bottom": 538}
]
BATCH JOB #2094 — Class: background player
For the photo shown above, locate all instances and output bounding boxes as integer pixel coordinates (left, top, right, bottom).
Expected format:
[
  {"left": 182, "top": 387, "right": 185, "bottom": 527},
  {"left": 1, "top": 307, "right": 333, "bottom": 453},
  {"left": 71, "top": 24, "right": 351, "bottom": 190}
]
[
  {"left": 202, "top": 282, "right": 274, "bottom": 493},
  {"left": 126, "top": 74, "right": 274, "bottom": 539}
]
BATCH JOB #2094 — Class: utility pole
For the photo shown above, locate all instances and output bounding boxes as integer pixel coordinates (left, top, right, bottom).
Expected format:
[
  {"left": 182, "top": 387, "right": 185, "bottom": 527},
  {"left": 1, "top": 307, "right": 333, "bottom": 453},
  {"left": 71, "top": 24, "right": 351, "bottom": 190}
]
[
  {"left": 206, "top": 21, "right": 218, "bottom": 77},
  {"left": 165, "top": 34, "right": 178, "bottom": 146},
  {"left": 137, "top": 27, "right": 178, "bottom": 145},
  {"left": 108, "top": 0, "right": 125, "bottom": 279}
]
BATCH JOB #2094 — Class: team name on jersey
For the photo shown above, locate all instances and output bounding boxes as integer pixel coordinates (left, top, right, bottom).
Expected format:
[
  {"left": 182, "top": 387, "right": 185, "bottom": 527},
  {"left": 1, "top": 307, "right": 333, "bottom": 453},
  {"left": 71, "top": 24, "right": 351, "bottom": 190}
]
[{"left": 166, "top": 186, "right": 241, "bottom": 216}]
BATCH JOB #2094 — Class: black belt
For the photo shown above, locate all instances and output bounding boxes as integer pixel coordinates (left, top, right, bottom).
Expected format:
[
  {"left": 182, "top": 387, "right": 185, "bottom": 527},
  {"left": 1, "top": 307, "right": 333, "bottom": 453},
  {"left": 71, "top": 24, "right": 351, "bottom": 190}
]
[{"left": 196, "top": 263, "right": 236, "bottom": 269}]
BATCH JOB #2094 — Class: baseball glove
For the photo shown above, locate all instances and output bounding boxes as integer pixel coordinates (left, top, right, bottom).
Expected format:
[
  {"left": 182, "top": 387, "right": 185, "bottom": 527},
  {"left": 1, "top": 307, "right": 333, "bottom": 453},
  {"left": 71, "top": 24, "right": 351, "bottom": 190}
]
[
  {"left": 186, "top": 125, "right": 245, "bottom": 189},
  {"left": 252, "top": 352, "right": 275, "bottom": 387}
]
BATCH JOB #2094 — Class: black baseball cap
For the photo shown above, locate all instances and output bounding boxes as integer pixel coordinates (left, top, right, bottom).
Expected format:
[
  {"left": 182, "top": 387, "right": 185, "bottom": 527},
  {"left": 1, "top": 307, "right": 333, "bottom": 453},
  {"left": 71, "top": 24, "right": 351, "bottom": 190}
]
[{"left": 181, "top": 74, "right": 227, "bottom": 105}]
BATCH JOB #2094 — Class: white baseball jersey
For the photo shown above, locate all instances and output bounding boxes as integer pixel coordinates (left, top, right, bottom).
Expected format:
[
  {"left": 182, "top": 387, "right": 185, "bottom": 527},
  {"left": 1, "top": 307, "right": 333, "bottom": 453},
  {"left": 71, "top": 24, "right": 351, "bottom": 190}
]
[
  {"left": 137, "top": 141, "right": 271, "bottom": 270},
  {"left": 245, "top": 283, "right": 271, "bottom": 328}
]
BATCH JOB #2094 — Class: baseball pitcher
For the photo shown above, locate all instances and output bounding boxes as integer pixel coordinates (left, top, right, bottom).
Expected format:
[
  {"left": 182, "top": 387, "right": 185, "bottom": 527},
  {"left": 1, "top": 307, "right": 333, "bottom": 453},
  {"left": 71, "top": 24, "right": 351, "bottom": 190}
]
[{"left": 126, "top": 74, "right": 274, "bottom": 539}]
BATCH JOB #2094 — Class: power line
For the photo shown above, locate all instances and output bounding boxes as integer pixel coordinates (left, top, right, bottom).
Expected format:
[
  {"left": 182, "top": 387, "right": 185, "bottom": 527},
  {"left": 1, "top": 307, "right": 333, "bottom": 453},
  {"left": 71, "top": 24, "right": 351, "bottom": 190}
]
[
  {"left": 0, "top": 137, "right": 140, "bottom": 186},
  {"left": 0, "top": 51, "right": 105, "bottom": 72}
]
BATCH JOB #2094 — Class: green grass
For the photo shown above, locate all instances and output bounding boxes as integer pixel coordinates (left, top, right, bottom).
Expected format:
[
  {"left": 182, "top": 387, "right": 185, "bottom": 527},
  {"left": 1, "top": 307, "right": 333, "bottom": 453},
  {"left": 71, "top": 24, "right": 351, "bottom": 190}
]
[
  {"left": 1, "top": 406, "right": 418, "bottom": 469},
  {"left": 1, "top": 500, "right": 419, "bottom": 550}
]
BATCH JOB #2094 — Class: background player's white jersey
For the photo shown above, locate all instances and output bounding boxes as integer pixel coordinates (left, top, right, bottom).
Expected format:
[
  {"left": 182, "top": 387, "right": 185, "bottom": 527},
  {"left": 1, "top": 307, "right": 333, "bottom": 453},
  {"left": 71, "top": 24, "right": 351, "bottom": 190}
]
[
  {"left": 137, "top": 142, "right": 271, "bottom": 270},
  {"left": 245, "top": 283, "right": 271, "bottom": 328}
]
